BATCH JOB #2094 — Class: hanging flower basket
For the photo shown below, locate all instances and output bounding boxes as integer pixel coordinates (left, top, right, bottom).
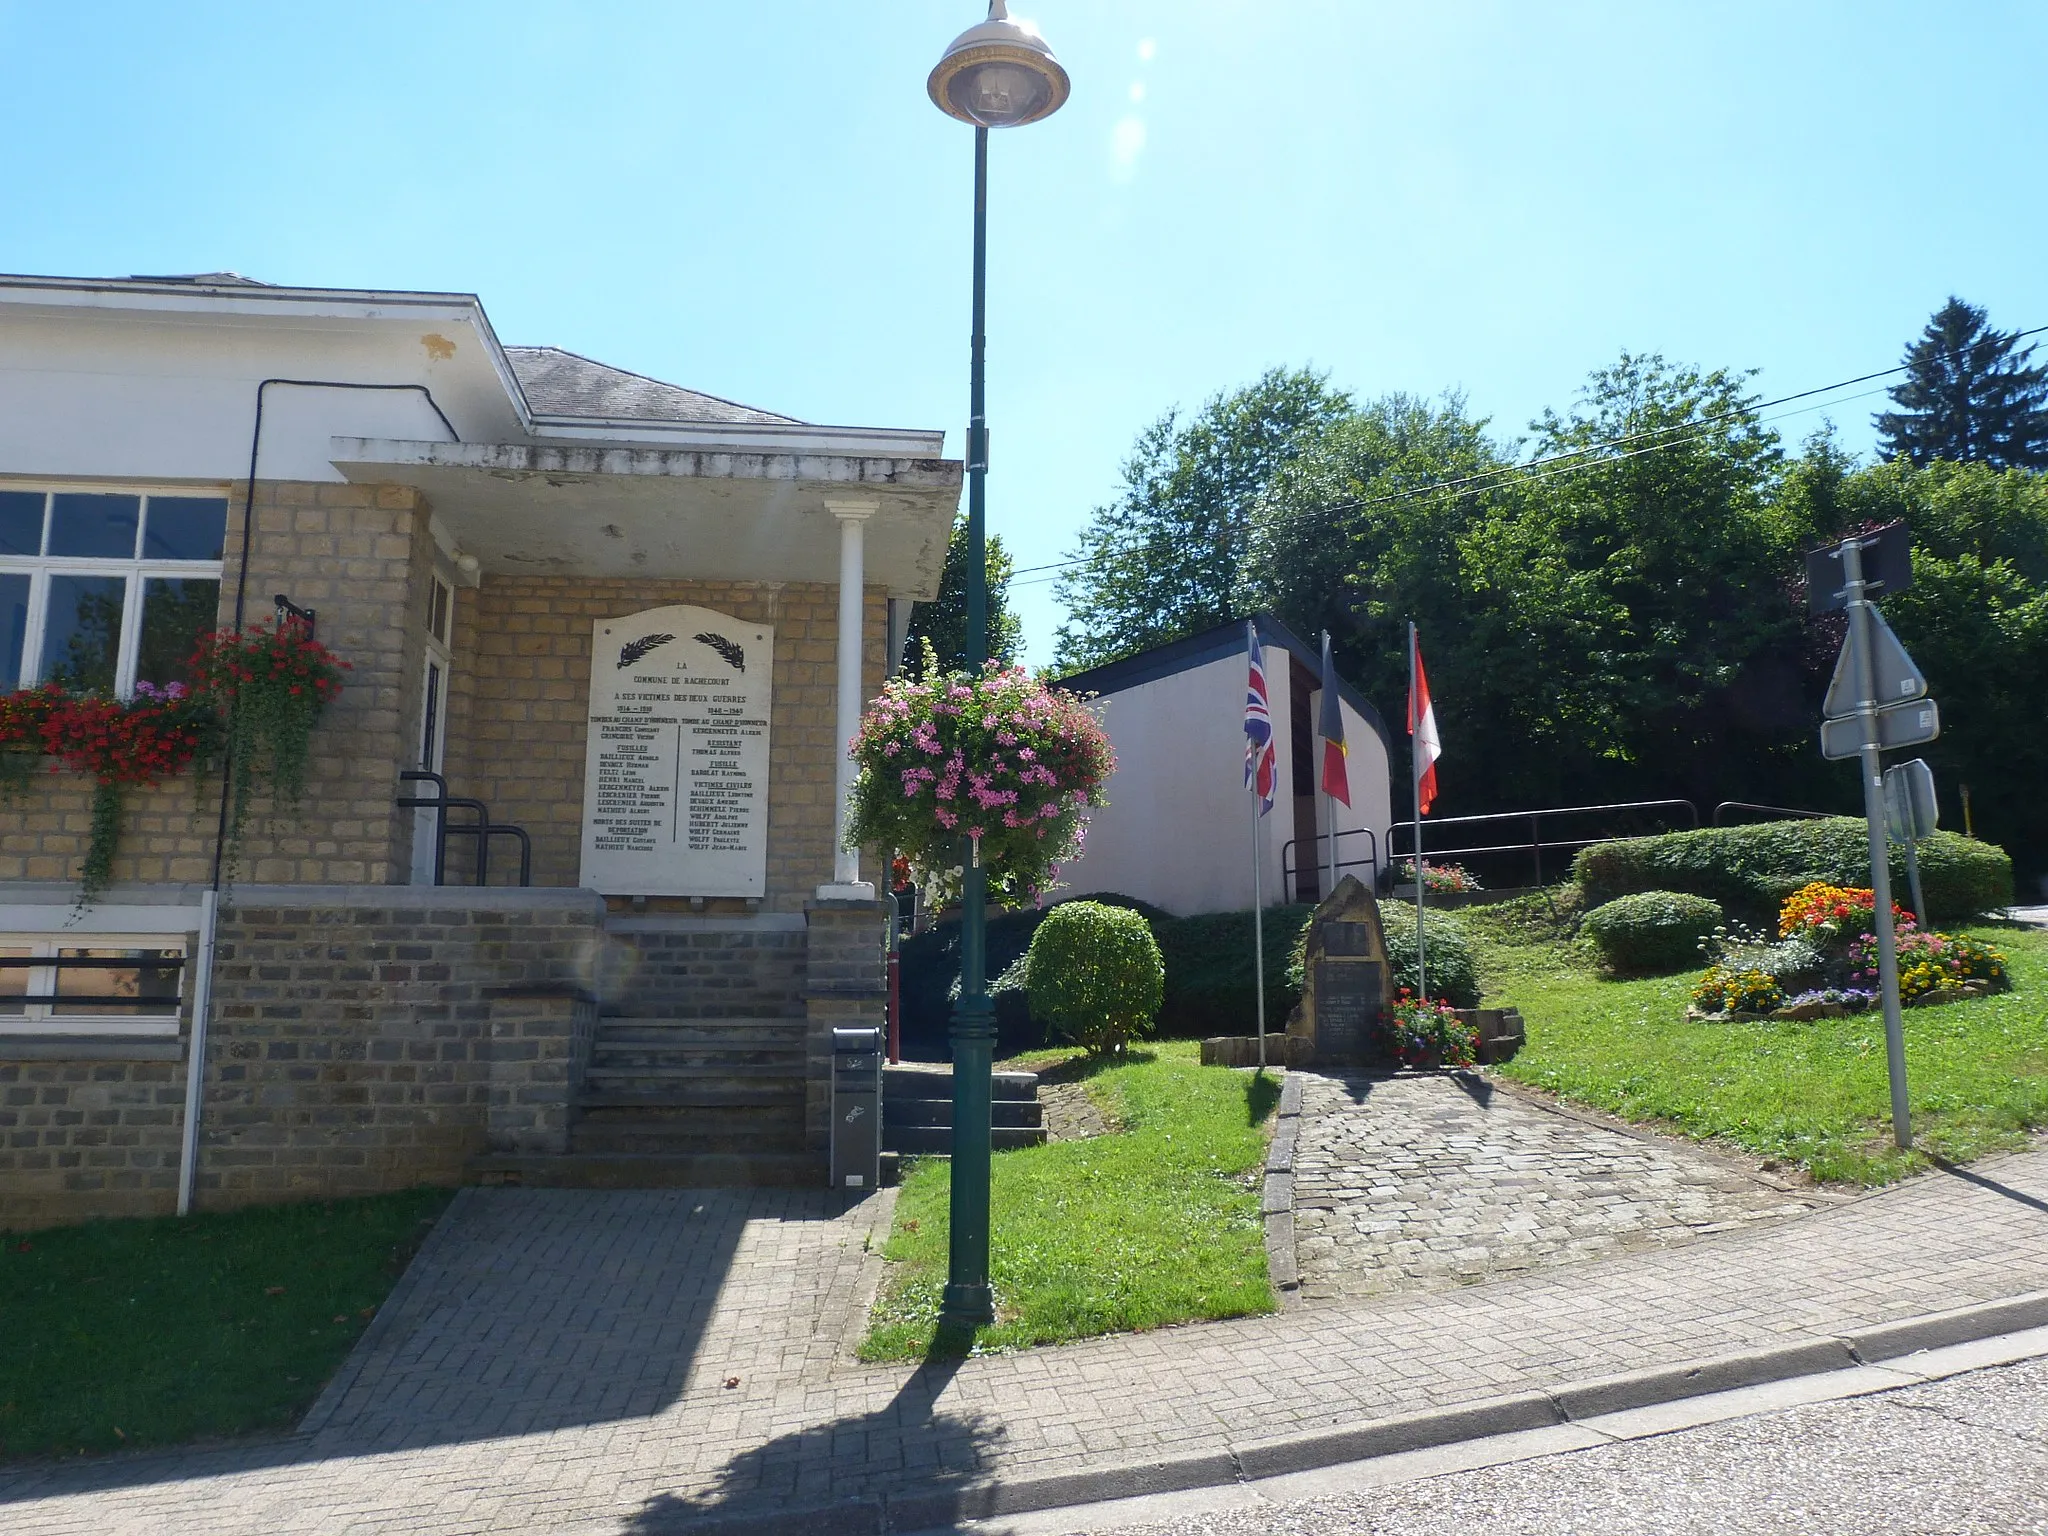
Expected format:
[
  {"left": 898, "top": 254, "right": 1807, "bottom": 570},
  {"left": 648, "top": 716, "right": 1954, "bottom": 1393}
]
[
  {"left": 845, "top": 649, "right": 1113, "bottom": 905},
  {"left": 190, "top": 619, "right": 350, "bottom": 840}
]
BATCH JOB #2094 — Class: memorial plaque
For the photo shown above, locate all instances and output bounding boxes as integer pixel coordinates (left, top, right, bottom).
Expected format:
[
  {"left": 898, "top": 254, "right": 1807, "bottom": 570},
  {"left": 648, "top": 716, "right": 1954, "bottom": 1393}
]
[
  {"left": 1322, "top": 921, "right": 1371, "bottom": 957},
  {"left": 578, "top": 606, "right": 773, "bottom": 897},
  {"left": 1312, "top": 959, "right": 1382, "bottom": 1058}
]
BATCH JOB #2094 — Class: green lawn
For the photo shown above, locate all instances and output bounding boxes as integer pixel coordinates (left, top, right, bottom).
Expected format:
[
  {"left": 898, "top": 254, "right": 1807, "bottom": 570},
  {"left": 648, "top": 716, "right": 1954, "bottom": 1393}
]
[
  {"left": 0, "top": 1187, "right": 452, "bottom": 1461},
  {"left": 860, "top": 1041, "right": 1277, "bottom": 1360},
  {"left": 1481, "top": 918, "right": 2048, "bottom": 1185}
]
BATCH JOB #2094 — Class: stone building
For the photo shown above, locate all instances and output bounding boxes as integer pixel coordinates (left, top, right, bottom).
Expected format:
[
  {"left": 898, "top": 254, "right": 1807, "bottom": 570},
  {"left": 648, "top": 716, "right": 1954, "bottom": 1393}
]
[{"left": 0, "top": 272, "right": 960, "bottom": 1228}]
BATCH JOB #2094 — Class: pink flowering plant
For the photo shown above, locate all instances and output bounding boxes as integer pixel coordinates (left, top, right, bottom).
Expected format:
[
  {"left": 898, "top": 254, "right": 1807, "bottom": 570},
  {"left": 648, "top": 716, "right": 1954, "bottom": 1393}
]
[{"left": 845, "top": 642, "right": 1114, "bottom": 904}]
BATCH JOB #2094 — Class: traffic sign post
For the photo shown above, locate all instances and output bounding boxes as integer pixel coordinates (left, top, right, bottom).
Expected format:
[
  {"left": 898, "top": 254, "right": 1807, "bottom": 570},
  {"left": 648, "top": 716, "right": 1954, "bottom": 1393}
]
[{"left": 1827, "top": 533, "right": 1914, "bottom": 1150}]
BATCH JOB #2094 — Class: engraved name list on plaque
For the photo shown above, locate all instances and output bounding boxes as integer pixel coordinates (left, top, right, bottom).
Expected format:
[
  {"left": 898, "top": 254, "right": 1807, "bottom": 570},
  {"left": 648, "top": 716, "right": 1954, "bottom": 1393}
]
[{"left": 578, "top": 606, "right": 773, "bottom": 897}]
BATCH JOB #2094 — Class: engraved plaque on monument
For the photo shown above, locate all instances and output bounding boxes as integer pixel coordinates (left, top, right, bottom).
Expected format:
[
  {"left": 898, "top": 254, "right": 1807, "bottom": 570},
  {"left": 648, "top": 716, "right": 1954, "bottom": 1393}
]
[
  {"left": 579, "top": 606, "right": 772, "bottom": 897},
  {"left": 1312, "top": 958, "right": 1384, "bottom": 1057}
]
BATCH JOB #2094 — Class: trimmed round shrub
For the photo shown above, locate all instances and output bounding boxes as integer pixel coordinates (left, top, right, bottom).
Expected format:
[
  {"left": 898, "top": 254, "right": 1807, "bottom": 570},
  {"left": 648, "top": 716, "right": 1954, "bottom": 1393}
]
[
  {"left": 1024, "top": 900, "right": 1165, "bottom": 1056},
  {"left": 1582, "top": 891, "right": 1724, "bottom": 975},
  {"left": 1573, "top": 818, "right": 2011, "bottom": 924}
]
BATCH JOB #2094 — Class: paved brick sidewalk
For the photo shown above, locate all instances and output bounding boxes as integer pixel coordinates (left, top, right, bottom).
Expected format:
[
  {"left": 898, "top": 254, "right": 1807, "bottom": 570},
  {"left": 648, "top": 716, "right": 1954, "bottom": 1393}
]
[
  {"left": 5, "top": 1144, "right": 2048, "bottom": 1533},
  {"left": 1292, "top": 1072, "right": 1826, "bottom": 1302}
]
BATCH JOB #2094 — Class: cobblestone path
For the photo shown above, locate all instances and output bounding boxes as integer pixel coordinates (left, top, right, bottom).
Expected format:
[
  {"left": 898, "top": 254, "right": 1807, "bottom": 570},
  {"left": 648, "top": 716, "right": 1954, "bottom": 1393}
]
[{"left": 1292, "top": 1072, "right": 1828, "bottom": 1303}]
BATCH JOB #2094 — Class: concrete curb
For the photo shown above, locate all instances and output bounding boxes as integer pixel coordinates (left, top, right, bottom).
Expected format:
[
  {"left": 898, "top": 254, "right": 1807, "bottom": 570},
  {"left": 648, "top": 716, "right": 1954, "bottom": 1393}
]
[
  {"left": 1261, "top": 1072, "right": 1303, "bottom": 1305},
  {"left": 646, "top": 1286, "right": 2048, "bottom": 1534}
]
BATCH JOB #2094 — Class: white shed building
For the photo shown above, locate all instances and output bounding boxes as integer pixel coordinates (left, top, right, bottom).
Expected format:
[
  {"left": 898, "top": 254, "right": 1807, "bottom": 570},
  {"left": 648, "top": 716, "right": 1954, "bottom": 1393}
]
[{"left": 1056, "top": 615, "right": 1394, "bottom": 917}]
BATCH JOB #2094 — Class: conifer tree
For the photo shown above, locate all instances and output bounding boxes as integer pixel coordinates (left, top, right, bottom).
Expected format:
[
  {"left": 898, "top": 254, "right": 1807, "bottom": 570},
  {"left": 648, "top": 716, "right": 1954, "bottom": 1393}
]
[
  {"left": 902, "top": 522, "right": 1023, "bottom": 677},
  {"left": 1874, "top": 298, "right": 2048, "bottom": 470}
]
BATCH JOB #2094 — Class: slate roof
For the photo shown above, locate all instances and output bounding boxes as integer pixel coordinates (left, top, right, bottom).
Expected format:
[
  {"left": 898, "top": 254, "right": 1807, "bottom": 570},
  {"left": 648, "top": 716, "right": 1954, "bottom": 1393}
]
[{"left": 504, "top": 346, "right": 800, "bottom": 426}]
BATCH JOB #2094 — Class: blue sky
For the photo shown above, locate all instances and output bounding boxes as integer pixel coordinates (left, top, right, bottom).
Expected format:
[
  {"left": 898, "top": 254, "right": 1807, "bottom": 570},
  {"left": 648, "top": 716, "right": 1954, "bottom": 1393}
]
[{"left": 3, "top": 2, "right": 2044, "bottom": 663}]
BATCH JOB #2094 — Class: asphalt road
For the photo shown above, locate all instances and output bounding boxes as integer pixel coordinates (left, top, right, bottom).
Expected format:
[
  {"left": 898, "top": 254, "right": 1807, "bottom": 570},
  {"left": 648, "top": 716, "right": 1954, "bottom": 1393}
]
[{"left": 1064, "top": 1354, "right": 2048, "bottom": 1536}]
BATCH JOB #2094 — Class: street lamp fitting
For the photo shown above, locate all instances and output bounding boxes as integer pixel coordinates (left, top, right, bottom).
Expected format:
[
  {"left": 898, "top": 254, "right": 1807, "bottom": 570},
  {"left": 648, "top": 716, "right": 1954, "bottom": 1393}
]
[{"left": 927, "top": 1, "right": 1070, "bottom": 128}]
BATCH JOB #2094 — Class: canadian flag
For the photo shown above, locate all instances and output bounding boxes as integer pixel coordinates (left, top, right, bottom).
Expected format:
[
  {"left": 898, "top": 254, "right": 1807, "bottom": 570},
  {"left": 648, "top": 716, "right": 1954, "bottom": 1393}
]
[{"left": 1409, "top": 629, "right": 1440, "bottom": 815}]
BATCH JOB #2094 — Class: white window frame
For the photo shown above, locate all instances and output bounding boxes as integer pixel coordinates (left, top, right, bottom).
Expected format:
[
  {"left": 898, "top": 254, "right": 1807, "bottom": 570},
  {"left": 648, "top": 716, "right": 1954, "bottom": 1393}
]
[
  {"left": 0, "top": 934, "right": 187, "bottom": 1038},
  {"left": 0, "top": 482, "right": 230, "bottom": 697}
]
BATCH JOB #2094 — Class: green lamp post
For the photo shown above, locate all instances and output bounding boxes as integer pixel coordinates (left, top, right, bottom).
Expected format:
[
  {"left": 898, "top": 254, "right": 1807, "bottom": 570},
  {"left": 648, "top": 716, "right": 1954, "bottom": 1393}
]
[{"left": 926, "top": 1, "right": 1070, "bottom": 1331}]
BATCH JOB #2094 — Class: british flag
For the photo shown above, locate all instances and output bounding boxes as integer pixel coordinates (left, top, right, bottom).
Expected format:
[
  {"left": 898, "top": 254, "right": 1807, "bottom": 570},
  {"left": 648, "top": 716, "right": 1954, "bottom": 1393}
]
[{"left": 1244, "top": 621, "right": 1277, "bottom": 815}]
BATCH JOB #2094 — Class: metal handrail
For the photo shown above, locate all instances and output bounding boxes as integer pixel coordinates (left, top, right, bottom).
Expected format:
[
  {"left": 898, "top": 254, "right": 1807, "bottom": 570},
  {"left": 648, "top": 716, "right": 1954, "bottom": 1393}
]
[
  {"left": 272, "top": 592, "right": 316, "bottom": 636},
  {"left": 396, "top": 770, "right": 533, "bottom": 887},
  {"left": 1386, "top": 798, "right": 1699, "bottom": 888},
  {"left": 1712, "top": 801, "right": 1830, "bottom": 826},
  {"left": 1280, "top": 826, "right": 1380, "bottom": 902}
]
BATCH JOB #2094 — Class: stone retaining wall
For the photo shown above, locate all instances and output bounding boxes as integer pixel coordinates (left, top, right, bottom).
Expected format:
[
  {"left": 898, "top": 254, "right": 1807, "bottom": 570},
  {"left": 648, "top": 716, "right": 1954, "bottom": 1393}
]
[{"left": 0, "top": 886, "right": 604, "bottom": 1229}]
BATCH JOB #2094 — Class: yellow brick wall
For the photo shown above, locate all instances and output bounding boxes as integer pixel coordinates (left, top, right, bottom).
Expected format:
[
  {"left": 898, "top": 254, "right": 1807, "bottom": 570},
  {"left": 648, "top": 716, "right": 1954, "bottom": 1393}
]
[
  {"left": 1, "top": 482, "right": 888, "bottom": 904},
  {"left": 440, "top": 576, "right": 887, "bottom": 910},
  {"left": 0, "top": 480, "right": 428, "bottom": 888}
]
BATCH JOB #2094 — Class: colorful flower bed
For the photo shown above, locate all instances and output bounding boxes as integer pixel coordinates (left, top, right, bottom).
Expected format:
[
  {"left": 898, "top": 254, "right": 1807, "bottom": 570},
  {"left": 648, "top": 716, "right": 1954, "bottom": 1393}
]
[
  {"left": 1689, "top": 880, "right": 2010, "bottom": 1020},
  {"left": 846, "top": 646, "right": 1113, "bottom": 905},
  {"left": 0, "top": 622, "right": 347, "bottom": 901}
]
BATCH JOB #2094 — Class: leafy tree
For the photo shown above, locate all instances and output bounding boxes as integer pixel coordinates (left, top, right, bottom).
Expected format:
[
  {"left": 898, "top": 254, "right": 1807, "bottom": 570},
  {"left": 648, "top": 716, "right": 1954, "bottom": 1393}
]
[
  {"left": 1788, "top": 455, "right": 2048, "bottom": 877},
  {"left": 1499, "top": 353, "right": 1802, "bottom": 808},
  {"left": 902, "top": 521, "right": 1023, "bottom": 676},
  {"left": 1875, "top": 298, "right": 2048, "bottom": 471},
  {"left": 1052, "top": 368, "right": 1351, "bottom": 670},
  {"left": 1245, "top": 391, "right": 1512, "bottom": 792}
]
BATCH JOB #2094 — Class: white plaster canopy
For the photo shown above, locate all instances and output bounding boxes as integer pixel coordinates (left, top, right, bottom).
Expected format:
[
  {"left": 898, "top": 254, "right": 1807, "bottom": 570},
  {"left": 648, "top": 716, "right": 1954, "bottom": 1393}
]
[{"left": 331, "top": 437, "right": 960, "bottom": 597}]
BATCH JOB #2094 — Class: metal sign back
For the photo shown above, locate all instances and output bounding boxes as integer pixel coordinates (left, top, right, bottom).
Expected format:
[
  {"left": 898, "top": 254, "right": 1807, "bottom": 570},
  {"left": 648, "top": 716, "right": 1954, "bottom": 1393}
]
[
  {"left": 1884, "top": 758, "right": 1940, "bottom": 842},
  {"left": 1807, "top": 523, "right": 1912, "bottom": 613},
  {"left": 1821, "top": 607, "right": 1927, "bottom": 720},
  {"left": 1820, "top": 697, "right": 1940, "bottom": 761}
]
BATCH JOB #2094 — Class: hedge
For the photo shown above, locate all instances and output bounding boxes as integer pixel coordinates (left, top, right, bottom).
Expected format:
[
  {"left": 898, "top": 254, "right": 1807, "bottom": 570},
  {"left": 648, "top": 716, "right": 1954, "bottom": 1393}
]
[
  {"left": 1286, "top": 901, "right": 1481, "bottom": 1010},
  {"left": 1581, "top": 891, "right": 1724, "bottom": 975},
  {"left": 901, "top": 892, "right": 1482, "bottom": 1058},
  {"left": 1573, "top": 818, "right": 2011, "bottom": 924}
]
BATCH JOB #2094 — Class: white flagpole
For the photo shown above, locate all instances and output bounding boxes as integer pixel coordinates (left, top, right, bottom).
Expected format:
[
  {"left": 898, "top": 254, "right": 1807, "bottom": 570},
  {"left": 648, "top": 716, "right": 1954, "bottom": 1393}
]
[
  {"left": 1411, "top": 621, "right": 1427, "bottom": 1005},
  {"left": 1250, "top": 621, "right": 1268, "bottom": 1071}
]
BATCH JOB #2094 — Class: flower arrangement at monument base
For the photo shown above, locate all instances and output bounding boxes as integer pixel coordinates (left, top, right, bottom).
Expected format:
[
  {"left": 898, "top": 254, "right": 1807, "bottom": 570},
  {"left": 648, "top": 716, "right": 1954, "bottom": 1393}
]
[{"left": 1376, "top": 987, "right": 1478, "bottom": 1069}]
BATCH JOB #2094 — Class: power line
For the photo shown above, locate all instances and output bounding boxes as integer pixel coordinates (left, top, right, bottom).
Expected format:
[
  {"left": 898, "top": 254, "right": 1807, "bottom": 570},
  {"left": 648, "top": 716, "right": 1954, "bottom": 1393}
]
[{"left": 1007, "top": 323, "right": 2048, "bottom": 589}]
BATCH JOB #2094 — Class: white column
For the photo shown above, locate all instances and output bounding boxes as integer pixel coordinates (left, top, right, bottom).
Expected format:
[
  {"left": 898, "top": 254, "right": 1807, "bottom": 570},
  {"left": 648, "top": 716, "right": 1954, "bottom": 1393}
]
[{"left": 820, "top": 498, "right": 878, "bottom": 900}]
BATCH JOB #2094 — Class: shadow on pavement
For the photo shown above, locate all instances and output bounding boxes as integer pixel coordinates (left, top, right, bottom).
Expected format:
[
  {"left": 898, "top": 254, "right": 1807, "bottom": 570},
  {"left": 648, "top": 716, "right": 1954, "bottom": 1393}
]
[
  {"left": 1448, "top": 1069, "right": 1495, "bottom": 1108},
  {"left": 0, "top": 1186, "right": 860, "bottom": 1505},
  {"left": 1932, "top": 1157, "right": 2048, "bottom": 1217},
  {"left": 626, "top": 1335, "right": 1000, "bottom": 1535}
]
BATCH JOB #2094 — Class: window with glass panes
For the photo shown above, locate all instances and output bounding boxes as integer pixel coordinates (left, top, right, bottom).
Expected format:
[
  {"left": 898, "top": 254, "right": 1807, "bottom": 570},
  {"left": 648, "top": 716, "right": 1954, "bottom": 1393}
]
[
  {"left": 0, "top": 937, "right": 185, "bottom": 1036},
  {"left": 0, "top": 488, "right": 227, "bottom": 695}
]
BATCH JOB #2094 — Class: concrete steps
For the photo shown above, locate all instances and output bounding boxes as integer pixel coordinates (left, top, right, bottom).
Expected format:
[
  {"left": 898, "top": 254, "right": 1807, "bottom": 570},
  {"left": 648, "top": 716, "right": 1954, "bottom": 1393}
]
[
  {"left": 882, "top": 1064, "right": 1047, "bottom": 1157},
  {"left": 569, "top": 1014, "right": 808, "bottom": 1160}
]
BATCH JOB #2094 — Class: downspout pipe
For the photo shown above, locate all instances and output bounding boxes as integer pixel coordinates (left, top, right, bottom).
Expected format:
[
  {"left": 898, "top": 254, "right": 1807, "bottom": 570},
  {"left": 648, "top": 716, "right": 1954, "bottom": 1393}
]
[{"left": 177, "top": 380, "right": 458, "bottom": 1217}]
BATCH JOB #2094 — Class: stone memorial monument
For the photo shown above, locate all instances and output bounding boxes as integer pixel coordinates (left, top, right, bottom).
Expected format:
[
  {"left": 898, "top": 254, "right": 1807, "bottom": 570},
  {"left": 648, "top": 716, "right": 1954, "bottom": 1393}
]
[
  {"left": 579, "top": 605, "right": 773, "bottom": 897},
  {"left": 1286, "top": 875, "right": 1395, "bottom": 1067}
]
